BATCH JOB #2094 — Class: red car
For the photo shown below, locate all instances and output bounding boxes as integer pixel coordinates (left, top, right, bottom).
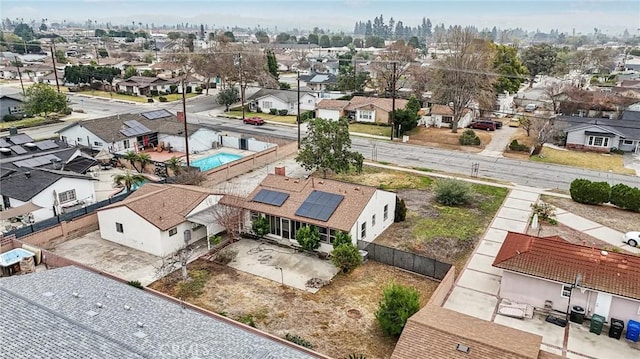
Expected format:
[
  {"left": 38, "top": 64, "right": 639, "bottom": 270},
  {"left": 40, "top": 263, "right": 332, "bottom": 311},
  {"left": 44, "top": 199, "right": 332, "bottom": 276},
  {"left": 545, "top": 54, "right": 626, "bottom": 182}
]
[
  {"left": 243, "top": 117, "right": 265, "bottom": 125},
  {"left": 468, "top": 120, "right": 496, "bottom": 131}
]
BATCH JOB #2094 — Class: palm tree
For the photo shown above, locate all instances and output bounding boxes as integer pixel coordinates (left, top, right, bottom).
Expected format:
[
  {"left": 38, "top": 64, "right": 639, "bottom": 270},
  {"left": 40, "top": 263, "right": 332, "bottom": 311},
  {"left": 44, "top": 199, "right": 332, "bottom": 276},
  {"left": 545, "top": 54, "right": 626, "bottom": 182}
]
[
  {"left": 165, "top": 156, "right": 183, "bottom": 176},
  {"left": 137, "top": 153, "right": 152, "bottom": 172},
  {"left": 122, "top": 151, "right": 140, "bottom": 172},
  {"left": 112, "top": 171, "right": 146, "bottom": 192}
]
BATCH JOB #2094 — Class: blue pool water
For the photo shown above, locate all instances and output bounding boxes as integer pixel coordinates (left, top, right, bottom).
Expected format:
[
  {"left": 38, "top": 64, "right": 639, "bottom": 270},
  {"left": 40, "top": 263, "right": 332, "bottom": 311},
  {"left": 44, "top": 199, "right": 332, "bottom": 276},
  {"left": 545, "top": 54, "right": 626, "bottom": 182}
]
[{"left": 191, "top": 152, "right": 243, "bottom": 172}]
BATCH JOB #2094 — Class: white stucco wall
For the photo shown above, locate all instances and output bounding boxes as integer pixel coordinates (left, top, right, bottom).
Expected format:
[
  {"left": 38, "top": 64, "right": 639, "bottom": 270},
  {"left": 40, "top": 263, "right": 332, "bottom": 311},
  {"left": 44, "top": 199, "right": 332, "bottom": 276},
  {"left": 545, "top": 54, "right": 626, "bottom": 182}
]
[
  {"left": 317, "top": 109, "right": 340, "bottom": 121},
  {"left": 350, "top": 189, "right": 396, "bottom": 243},
  {"left": 158, "top": 128, "right": 218, "bottom": 154},
  {"left": 59, "top": 125, "right": 108, "bottom": 150},
  {"left": 259, "top": 96, "right": 288, "bottom": 112},
  {"left": 98, "top": 206, "right": 163, "bottom": 255},
  {"left": 15, "top": 177, "right": 97, "bottom": 222},
  {"left": 566, "top": 125, "right": 619, "bottom": 149},
  {"left": 247, "top": 139, "right": 275, "bottom": 152},
  {"left": 355, "top": 109, "right": 376, "bottom": 123}
]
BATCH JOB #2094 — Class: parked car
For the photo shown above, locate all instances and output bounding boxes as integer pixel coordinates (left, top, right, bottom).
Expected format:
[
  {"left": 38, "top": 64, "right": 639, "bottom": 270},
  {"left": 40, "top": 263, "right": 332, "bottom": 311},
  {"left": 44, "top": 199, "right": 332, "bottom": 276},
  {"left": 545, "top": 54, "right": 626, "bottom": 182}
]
[
  {"left": 243, "top": 117, "right": 265, "bottom": 125},
  {"left": 623, "top": 231, "right": 639, "bottom": 247},
  {"left": 468, "top": 120, "right": 497, "bottom": 131},
  {"left": 492, "top": 120, "right": 503, "bottom": 129},
  {"left": 508, "top": 118, "right": 521, "bottom": 127},
  {"left": 524, "top": 104, "right": 538, "bottom": 112}
]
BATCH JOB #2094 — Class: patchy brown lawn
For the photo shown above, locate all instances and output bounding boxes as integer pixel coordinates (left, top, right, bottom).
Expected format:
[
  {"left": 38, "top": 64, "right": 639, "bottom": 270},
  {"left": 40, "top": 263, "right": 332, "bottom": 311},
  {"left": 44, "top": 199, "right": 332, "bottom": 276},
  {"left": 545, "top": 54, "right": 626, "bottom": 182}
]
[
  {"left": 503, "top": 128, "right": 535, "bottom": 159},
  {"left": 150, "top": 259, "right": 438, "bottom": 359},
  {"left": 541, "top": 195, "right": 639, "bottom": 233},
  {"left": 407, "top": 127, "right": 492, "bottom": 153}
]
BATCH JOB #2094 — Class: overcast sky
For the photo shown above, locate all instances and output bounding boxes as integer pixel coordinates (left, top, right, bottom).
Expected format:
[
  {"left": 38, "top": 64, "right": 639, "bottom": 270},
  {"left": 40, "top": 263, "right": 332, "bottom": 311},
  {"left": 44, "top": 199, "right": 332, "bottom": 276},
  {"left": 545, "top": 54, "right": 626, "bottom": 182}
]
[{"left": 2, "top": 0, "right": 638, "bottom": 35}]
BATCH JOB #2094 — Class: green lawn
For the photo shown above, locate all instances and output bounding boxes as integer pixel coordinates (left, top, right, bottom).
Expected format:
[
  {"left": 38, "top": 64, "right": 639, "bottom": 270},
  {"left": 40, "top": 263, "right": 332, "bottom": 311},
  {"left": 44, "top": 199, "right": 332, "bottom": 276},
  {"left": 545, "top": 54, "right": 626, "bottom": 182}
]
[
  {"left": 226, "top": 111, "right": 298, "bottom": 124},
  {"left": 348, "top": 123, "right": 391, "bottom": 137},
  {"left": 0, "top": 116, "right": 61, "bottom": 130}
]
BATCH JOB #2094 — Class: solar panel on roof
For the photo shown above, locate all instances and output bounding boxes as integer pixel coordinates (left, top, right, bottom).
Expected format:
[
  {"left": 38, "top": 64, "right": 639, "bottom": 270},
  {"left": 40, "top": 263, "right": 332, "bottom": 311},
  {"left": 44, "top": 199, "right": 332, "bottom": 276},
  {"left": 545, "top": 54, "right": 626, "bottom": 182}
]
[
  {"left": 34, "top": 140, "right": 59, "bottom": 150},
  {"left": 13, "top": 154, "right": 61, "bottom": 168},
  {"left": 252, "top": 189, "right": 289, "bottom": 207},
  {"left": 294, "top": 190, "right": 344, "bottom": 222},
  {"left": 10, "top": 145, "right": 27, "bottom": 155},
  {"left": 0, "top": 139, "right": 10, "bottom": 147},
  {"left": 140, "top": 109, "right": 173, "bottom": 120},
  {"left": 120, "top": 120, "right": 152, "bottom": 137},
  {"left": 8, "top": 134, "right": 33, "bottom": 145}
]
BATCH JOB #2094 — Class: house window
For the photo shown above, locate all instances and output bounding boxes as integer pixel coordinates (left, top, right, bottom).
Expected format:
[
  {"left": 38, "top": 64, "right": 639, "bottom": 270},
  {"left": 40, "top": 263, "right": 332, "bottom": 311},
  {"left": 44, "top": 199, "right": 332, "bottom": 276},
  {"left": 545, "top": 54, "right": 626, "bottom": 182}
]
[
  {"left": 442, "top": 116, "right": 453, "bottom": 124},
  {"left": 372, "top": 214, "right": 376, "bottom": 226},
  {"left": 384, "top": 204, "right": 389, "bottom": 221},
  {"left": 361, "top": 222, "right": 367, "bottom": 239},
  {"left": 319, "top": 227, "right": 329, "bottom": 243},
  {"left": 262, "top": 101, "right": 272, "bottom": 109},
  {"left": 123, "top": 139, "right": 130, "bottom": 149},
  {"left": 169, "top": 228, "right": 177, "bottom": 236},
  {"left": 587, "top": 136, "right": 610, "bottom": 147},
  {"left": 94, "top": 141, "right": 102, "bottom": 146},
  {"left": 77, "top": 137, "right": 83, "bottom": 143},
  {"left": 116, "top": 222, "right": 124, "bottom": 233},
  {"left": 561, "top": 284, "right": 572, "bottom": 298},
  {"left": 623, "top": 140, "right": 634, "bottom": 145},
  {"left": 58, "top": 190, "right": 76, "bottom": 203},
  {"left": 359, "top": 110, "right": 373, "bottom": 120}
]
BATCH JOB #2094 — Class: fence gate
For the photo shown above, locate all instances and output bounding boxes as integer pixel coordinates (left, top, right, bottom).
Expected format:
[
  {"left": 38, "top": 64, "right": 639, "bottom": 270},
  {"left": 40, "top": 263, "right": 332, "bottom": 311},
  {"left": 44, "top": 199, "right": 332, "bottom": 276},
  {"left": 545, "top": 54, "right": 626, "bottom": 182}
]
[{"left": 239, "top": 138, "right": 248, "bottom": 150}]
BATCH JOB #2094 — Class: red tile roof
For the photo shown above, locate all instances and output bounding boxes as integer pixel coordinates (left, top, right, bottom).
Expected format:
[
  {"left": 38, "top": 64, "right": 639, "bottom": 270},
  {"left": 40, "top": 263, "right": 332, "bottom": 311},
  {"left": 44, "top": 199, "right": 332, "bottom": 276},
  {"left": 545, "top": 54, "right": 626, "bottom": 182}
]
[{"left": 493, "top": 232, "right": 640, "bottom": 300}]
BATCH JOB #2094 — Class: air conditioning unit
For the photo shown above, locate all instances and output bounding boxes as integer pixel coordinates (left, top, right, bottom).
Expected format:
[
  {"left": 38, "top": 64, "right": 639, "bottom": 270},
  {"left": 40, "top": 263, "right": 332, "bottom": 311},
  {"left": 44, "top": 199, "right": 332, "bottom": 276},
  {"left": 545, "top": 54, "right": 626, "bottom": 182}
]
[{"left": 358, "top": 250, "right": 368, "bottom": 264}]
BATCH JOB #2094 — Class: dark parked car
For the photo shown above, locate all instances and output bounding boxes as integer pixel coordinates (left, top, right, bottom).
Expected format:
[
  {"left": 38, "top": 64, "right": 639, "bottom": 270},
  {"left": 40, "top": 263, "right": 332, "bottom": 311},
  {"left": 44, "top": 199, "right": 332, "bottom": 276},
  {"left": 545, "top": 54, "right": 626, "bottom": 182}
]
[
  {"left": 492, "top": 120, "right": 503, "bottom": 129},
  {"left": 468, "top": 120, "right": 497, "bottom": 131},
  {"left": 243, "top": 116, "right": 265, "bottom": 125}
]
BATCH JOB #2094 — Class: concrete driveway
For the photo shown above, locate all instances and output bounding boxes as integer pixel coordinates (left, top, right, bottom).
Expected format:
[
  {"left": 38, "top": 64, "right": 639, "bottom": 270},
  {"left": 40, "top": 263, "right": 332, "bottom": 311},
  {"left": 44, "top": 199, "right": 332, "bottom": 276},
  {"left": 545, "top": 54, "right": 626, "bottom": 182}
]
[
  {"left": 225, "top": 239, "right": 338, "bottom": 293},
  {"left": 479, "top": 125, "right": 517, "bottom": 158}
]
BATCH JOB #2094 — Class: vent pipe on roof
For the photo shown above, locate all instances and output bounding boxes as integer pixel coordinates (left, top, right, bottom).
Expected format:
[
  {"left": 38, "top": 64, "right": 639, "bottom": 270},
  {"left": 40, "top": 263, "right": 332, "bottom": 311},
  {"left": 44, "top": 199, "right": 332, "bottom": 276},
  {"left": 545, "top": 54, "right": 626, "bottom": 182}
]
[{"left": 24, "top": 171, "right": 31, "bottom": 178}]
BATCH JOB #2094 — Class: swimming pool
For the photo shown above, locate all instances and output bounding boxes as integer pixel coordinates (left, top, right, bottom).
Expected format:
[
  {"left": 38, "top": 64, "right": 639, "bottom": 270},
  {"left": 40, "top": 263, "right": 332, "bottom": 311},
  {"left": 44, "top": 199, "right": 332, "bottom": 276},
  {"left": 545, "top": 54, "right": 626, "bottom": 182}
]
[{"left": 191, "top": 152, "right": 243, "bottom": 172}]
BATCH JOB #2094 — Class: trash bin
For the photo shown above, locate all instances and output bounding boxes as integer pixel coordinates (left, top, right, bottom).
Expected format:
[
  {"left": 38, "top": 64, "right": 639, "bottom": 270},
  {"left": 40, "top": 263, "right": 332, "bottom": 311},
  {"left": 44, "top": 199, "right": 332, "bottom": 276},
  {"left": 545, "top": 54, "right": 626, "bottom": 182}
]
[
  {"left": 627, "top": 320, "right": 640, "bottom": 342},
  {"left": 590, "top": 314, "right": 605, "bottom": 335},
  {"left": 608, "top": 318, "right": 624, "bottom": 340},
  {"left": 570, "top": 306, "right": 586, "bottom": 324}
]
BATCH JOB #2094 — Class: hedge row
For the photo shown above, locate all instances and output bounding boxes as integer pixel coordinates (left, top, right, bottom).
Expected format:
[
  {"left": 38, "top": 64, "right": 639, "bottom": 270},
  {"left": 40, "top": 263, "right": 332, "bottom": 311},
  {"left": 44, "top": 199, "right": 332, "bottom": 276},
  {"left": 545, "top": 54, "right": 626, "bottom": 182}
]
[{"left": 570, "top": 178, "right": 640, "bottom": 211}]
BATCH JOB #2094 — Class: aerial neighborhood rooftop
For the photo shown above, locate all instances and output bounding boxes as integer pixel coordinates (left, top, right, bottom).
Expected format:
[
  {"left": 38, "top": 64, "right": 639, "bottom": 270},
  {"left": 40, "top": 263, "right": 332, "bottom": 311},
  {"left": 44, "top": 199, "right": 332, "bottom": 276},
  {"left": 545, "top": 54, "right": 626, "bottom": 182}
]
[{"left": 1, "top": 4, "right": 640, "bottom": 358}]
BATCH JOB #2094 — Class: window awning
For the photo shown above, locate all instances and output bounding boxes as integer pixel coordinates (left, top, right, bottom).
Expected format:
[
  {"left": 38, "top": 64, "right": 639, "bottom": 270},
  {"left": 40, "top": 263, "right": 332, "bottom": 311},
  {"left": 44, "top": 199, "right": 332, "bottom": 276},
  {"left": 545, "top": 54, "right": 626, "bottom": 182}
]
[
  {"left": 0, "top": 202, "right": 43, "bottom": 220},
  {"left": 584, "top": 131, "right": 615, "bottom": 137}
]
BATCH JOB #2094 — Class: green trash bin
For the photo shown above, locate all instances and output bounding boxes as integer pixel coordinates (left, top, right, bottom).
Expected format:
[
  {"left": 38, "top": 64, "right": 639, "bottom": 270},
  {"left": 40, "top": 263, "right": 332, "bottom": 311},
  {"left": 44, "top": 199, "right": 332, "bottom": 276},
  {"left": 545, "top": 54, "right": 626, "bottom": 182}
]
[{"left": 590, "top": 314, "right": 605, "bottom": 335}]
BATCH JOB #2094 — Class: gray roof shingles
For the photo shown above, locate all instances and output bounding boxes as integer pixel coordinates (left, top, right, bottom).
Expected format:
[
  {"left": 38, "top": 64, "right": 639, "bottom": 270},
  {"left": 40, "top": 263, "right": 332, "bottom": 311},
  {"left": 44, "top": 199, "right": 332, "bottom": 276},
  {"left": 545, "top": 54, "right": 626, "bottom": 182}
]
[
  {"left": 248, "top": 88, "right": 313, "bottom": 104},
  {"left": 560, "top": 113, "right": 640, "bottom": 140},
  {"left": 0, "top": 167, "right": 94, "bottom": 201},
  {"left": 0, "top": 266, "right": 320, "bottom": 359}
]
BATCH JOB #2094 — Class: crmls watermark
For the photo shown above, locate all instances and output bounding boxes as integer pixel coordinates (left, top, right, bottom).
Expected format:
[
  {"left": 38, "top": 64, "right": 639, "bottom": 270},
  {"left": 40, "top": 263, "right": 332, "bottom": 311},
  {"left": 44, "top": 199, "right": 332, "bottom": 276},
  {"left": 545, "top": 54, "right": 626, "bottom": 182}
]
[{"left": 158, "top": 343, "right": 213, "bottom": 357}]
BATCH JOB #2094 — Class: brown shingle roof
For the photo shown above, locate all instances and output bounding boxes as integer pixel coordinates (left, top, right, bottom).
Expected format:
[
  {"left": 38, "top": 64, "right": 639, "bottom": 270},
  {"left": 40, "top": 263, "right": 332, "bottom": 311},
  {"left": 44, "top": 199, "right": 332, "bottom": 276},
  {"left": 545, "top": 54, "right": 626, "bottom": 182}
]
[
  {"left": 391, "top": 305, "right": 543, "bottom": 359},
  {"left": 345, "top": 96, "right": 409, "bottom": 113},
  {"left": 100, "top": 184, "right": 212, "bottom": 231},
  {"left": 231, "top": 174, "right": 380, "bottom": 232},
  {"left": 493, "top": 232, "right": 640, "bottom": 300},
  {"left": 316, "top": 99, "right": 349, "bottom": 111}
]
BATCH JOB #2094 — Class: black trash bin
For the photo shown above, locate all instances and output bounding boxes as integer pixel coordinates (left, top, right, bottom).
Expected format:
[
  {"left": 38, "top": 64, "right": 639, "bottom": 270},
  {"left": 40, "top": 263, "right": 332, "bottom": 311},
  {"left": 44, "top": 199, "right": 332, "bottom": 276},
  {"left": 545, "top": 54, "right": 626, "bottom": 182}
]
[
  {"left": 590, "top": 314, "right": 605, "bottom": 335},
  {"left": 609, "top": 318, "right": 624, "bottom": 339},
  {"left": 570, "top": 306, "right": 586, "bottom": 324}
]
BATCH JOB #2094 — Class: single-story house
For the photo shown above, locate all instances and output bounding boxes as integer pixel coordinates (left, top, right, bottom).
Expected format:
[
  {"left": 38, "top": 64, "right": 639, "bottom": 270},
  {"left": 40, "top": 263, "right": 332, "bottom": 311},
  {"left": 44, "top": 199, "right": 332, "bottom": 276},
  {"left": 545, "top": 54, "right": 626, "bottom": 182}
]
[
  {"left": 493, "top": 232, "right": 640, "bottom": 324},
  {"left": 97, "top": 184, "right": 225, "bottom": 257},
  {"left": 419, "top": 104, "right": 474, "bottom": 129},
  {"left": 315, "top": 96, "right": 410, "bottom": 124},
  {"left": 392, "top": 305, "right": 553, "bottom": 359},
  {"left": 247, "top": 88, "right": 316, "bottom": 116},
  {"left": 231, "top": 173, "right": 396, "bottom": 253},
  {"left": 40, "top": 70, "right": 65, "bottom": 86},
  {"left": 299, "top": 72, "right": 338, "bottom": 92},
  {"left": 0, "top": 167, "right": 97, "bottom": 222},
  {"left": 0, "top": 266, "right": 325, "bottom": 358},
  {"left": 0, "top": 93, "right": 24, "bottom": 118},
  {"left": 561, "top": 112, "right": 640, "bottom": 153},
  {"left": 115, "top": 76, "right": 176, "bottom": 96},
  {"left": 56, "top": 109, "right": 219, "bottom": 154}
]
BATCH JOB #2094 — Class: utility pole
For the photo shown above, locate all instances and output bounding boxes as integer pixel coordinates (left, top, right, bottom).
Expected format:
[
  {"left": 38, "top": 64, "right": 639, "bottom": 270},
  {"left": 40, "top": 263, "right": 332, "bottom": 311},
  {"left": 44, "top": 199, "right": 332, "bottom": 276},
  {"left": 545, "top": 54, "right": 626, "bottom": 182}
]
[
  {"left": 353, "top": 56, "right": 357, "bottom": 93},
  {"left": 390, "top": 61, "right": 397, "bottom": 141},
  {"left": 181, "top": 77, "right": 190, "bottom": 167},
  {"left": 238, "top": 53, "right": 246, "bottom": 122},
  {"left": 50, "top": 41, "right": 61, "bottom": 93},
  {"left": 297, "top": 71, "right": 301, "bottom": 149},
  {"left": 13, "top": 59, "right": 25, "bottom": 95}
]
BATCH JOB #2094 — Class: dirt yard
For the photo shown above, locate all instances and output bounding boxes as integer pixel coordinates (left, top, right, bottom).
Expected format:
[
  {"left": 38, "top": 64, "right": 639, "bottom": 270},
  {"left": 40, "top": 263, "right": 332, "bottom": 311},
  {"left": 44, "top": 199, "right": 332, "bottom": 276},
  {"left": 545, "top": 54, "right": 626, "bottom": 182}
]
[
  {"left": 407, "top": 127, "right": 492, "bottom": 153},
  {"left": 150, "top": 259, "right": 439, "bottom": 359},
  {"left": 541, "top": 195, "right": 638, "bottom": 233}
]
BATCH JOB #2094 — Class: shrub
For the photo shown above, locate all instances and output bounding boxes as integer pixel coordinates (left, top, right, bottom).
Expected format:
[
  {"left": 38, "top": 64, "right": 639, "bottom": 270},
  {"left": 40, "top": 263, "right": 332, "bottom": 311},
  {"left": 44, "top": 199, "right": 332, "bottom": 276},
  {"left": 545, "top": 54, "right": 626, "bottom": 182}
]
[
  {"left": 284, "top": 333, "right": 313, "bottom": 349},
  {"left": 296, "top": 225, "right": 321, "bottom": 251},
  {"left": 214, "top": 248, "right": 238, "bottom": 265},
  {"left": 150, "top": 90, "right": 159, "bottom": 96},
  {"left": 570, "top": 178, "right": 610, "bottom": 205},
  {"left": 331, "top": 244, "right": 362, "bottom": 273},
  {"left": 208, "top": 235, "right": 222, "bottom": 246},
  {"left": 169, "top": 85, "right": 178, "bottom": 93},
  {"left": 147, "top": 98, "right": 154, "bottom": 103},
  {"left": 158, "top": 96, "right": 168, "bottom": 102},
  {"left": 610, "top": 184, "right": 640, "bottom": 212},
  {"left": 332, "top": 231, "right": 352, "bottom": 248},
  {"left": 237, "top": 314, "right": 256, "bottom": 327},
  {"left": 176, "top": 269, "right": 209, "bottom": 298},
  {"left": 394, "top": 197, "right": 407, "bottom": 222},
  {"left": 251, "top": 216, "right": 270, "bottom": 236},
  {"left": 530, "top": 202, "right": 557, "bottom": 224},
  {"left": 509, "top": 139, "right": 530, "bottom": 152},
  {"left": 278, "top": 109, "right": 288, "bottom": 116},
  {"left": 61, "top": 107, "right": 73, "bottom": 115},
  {"left": 375, "top": 282, "right": 421, "bottom": 337},
  {"left": 127, "top": 280, "right": 143, "bottom": 289},
  {"left": 434, "top": 179, "right": 474, "bottom": 206},
  {"left": 300, "top": 110, "right": 313, "bottom": 122},
  {"left": 195, "top": 86, "right": 203, "bottom": 94},
  {"left": 458, "top": 129, "right": 481, "bottom": 146},
  {"left": 269, "top": 108, "right": 278, "bottom": 115},
  {"left": 610, "top": 147, "right": 624, "bottom": 155},
  {"left": 2, "top": 114, "right": 20, "bottom": 122}
]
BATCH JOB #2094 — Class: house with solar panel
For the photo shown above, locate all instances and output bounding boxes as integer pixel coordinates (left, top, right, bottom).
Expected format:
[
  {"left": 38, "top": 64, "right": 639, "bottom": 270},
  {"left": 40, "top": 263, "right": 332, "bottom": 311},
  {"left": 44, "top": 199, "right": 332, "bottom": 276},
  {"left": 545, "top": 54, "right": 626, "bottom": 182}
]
[
  {"left": 0, "top": 132, "right": 100, "bottom": 222},
  {"left": 247, "top": 88, "right": 317, "bottom": 116},
  {"left": 232, "top": 173, "right": 396, "bottom": 253},
  {"left": 56, "top": 110, "right": 218, "bottom": 154}
]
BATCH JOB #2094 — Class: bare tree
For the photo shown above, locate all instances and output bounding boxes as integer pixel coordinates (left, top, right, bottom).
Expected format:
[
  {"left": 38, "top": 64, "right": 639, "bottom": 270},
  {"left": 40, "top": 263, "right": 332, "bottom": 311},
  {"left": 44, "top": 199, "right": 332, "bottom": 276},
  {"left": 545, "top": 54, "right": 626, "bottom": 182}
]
[
  {"left": 369, "top": 41, "right": 416, "bottom": 94},
  {"left": 543, "top": 81, "right": 566, "bottom": 113},
  {"left": 154, "top": 243, "right": 198, "bottom": 281},
  {"left": 407, "top": 64, "right": 431, "bottom": 99},
  {"left": 208, "top": 185, "right": 248, "bottom": 242},
  {"left": 430, "top": 27, "right": 496, "bottom": 133}
]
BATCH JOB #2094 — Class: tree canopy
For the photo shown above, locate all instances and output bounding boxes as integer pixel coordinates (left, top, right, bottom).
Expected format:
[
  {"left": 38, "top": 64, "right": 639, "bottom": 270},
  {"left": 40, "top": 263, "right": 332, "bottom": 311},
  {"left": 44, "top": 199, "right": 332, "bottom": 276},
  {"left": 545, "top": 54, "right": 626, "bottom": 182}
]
[
  {"left": 64, "top": 64, "right": 121, "bottom": 85},
  {"left": 520, "top": 43, "right": 558, "bottom": 87},
  {"left": 492, "top": 43, "right": 528, "bottom": 94},
  {"left": 23, "top": 83, "right": 68, "bottom": 118},
  {"left": 295, "top": 118, "right": 364, "bottom": 178}
]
